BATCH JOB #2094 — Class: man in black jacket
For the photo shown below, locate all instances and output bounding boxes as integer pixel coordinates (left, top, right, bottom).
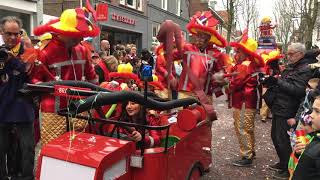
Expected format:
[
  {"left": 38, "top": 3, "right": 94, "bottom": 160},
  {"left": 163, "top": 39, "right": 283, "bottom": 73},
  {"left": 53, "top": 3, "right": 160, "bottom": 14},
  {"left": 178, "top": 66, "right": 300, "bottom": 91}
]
[{"left": 263, "top": 43, "right": 313, "bottom": 179}]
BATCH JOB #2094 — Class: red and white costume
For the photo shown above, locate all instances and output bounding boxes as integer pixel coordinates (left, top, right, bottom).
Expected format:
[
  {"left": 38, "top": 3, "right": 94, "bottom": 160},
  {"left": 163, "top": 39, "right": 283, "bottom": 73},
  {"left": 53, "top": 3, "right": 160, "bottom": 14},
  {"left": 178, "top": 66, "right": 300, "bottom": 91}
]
[
  {"left": 175, "top": 43, "right": 226, "bottom": 98},
  {"left": 156, "top": 11, "right": 228, "bottom": 120},
  {"left": 32, "top": 38, "right": 98, "bottom": 113},
  {"left": 31, "top": 7, "right": 100, "bottom": 146}
]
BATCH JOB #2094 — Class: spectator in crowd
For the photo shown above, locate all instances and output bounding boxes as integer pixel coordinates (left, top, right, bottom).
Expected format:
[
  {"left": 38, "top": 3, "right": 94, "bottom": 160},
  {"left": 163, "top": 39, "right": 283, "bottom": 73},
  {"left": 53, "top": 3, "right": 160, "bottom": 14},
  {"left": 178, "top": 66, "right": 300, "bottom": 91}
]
[
  {"left": 0, "top": 16, "right": 35, "bottom": 180},
  {"left": 150, "top": 44, "right": 158, "bottom": 70},
  {"left": 91, "top": 52, "right": 101, "bottom": 66},
  {"left": 125, "top": 46, "right": 131, "bottom": 54},
  {"left": 290, "top": 94, "right": 320, "bottom": 179},
  {"left": 112, "top": 50, "right": 125, "bottom": 63},
  {"left": 140, "top": 48, "right": 154, "bottom": 68},
  {"left": 31, "top": 8, "right": 99, "bottom": 146},
  {"left": 100, "top": 39, "right": 110, "bottom": 56},
  {"left": 263, "top": 43, "right": 313, "bottom": 179},
  {"left": 260, "top": 50, "right": 283, "bottom": 122},
  {"left": 95, "top": 55, "right": 119, "bottom": 84},
  {"left": 131, "top": 45, "right": 137, "bottom": 57}
]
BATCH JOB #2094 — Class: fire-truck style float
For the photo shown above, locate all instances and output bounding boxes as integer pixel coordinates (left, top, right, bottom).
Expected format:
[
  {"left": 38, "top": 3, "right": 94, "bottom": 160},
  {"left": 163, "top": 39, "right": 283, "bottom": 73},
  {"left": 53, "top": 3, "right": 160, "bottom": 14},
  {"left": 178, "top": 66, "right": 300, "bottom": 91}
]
[{"left": 20, "top": 80, "right": 213, "bottom": 180}]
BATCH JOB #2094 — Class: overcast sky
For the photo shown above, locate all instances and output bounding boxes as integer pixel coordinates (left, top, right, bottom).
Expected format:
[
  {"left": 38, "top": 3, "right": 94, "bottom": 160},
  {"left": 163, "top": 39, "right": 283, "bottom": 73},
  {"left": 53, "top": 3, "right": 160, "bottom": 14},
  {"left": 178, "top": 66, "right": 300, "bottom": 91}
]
[
  {"left": 211, "top": 0, "right": 276, "bottom": 34},
  {"left": 214, "top": 0, "right": 276, "bottom": 25}
]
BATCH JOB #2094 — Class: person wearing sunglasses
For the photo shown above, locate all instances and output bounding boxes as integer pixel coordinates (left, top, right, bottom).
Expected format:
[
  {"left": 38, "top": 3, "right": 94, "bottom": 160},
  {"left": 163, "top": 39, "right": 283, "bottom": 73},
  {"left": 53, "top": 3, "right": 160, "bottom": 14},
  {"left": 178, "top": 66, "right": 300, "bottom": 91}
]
[
  {"left": 263, "top": 43, "right": 314, "bottom": 179},
  {"left": 0, "top": 16, "right": 35, "bottom": 180}
]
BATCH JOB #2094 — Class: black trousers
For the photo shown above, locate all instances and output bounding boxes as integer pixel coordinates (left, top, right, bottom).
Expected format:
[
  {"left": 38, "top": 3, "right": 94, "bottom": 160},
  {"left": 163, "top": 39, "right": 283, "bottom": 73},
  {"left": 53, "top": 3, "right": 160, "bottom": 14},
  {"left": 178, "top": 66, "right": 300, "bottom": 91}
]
[
  {"left": 271, "top": 114, "right": 292, "bottom": 170},
  {"left": 0, "top": 123, "right": 35, "bottom": 180}
]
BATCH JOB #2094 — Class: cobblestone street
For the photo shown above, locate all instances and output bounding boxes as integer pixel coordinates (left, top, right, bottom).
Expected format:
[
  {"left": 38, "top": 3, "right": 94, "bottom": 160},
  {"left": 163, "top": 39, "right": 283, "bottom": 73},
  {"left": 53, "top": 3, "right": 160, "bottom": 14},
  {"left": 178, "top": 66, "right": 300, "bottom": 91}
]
[{"left": 202, "top": 95, "right": 278, "bottom": 180}]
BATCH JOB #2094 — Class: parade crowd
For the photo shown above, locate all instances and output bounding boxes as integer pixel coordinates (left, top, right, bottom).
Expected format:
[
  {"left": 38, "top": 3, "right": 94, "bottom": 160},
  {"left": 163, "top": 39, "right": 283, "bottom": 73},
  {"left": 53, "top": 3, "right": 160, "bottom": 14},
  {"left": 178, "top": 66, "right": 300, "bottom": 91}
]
[{"left": 0, "top": 4, "right": 320, "bottom": 180}]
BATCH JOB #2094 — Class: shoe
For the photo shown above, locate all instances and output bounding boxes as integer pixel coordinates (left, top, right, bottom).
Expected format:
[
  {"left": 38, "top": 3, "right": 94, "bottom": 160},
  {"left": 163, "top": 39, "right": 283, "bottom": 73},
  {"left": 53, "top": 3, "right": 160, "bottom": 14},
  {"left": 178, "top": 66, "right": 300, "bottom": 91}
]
[
  {"left": 272, "top": 170, "right": 289, "bottom": 179},
  {"left": 232, "top": 157, "right": 252, "bottom": 167},
  {"left": 268, "top": 162, "right": 282, "bottom": 172}
]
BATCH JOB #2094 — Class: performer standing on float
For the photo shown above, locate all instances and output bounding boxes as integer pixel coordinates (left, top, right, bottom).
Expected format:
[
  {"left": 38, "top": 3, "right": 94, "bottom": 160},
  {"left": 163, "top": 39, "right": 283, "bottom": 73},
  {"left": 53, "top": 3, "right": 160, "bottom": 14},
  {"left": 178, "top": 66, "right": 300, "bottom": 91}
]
[
  {"left": 228, "top": 31, "right": 265, "bottom": 166},
  {"left": 157, "top": 11, "right": 229, "bottom": 120},
  {"left": 31, "top": 4, "right": 99, "bottom": 146}
]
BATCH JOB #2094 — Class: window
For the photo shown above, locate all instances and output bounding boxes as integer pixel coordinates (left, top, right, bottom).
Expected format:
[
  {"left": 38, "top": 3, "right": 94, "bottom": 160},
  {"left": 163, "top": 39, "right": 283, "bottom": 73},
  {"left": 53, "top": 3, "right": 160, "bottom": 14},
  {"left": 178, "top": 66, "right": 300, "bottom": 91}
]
[
  {"left": 176, "top": 0, "right": 181, "bottom": 16},
  {"left": 152, "top": 24, "right": 160, "bottom": 38},
  {"left": 137, "top": 0, "right": 142, "bottom": 11},
  {"left": 120, "top": 0, "right": 143, "bottom": 11},
  {"left": 126, "top": 0, "right": 136, "bottom": 9},
  {"left": 161, "top": 0, "right": 167, "bottom": 10},
  {"left": 181, "top": 31, "right": 187, "bottom": 40}
]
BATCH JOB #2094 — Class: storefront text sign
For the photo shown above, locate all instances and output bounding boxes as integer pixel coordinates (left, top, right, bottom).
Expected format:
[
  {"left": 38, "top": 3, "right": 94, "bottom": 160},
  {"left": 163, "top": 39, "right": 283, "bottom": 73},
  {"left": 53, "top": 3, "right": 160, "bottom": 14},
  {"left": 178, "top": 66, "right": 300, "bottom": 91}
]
[
  {"left": 96, "top": 3, "right": 108, "bottom": 21},
  {"left": 111, "top": 13, "right": 136, "bottom": 25}
]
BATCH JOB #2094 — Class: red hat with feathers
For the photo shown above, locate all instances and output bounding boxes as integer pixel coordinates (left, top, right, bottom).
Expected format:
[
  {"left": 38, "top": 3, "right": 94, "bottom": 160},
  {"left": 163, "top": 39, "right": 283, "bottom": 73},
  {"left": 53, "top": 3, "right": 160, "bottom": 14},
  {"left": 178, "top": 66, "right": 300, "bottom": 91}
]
[
  {"left": 187, "top": 11, "right": 227, "bottom": 47},
  {"left": 34, "top": 1, "right": 99, "bottom": 38},
  {"left": 229, "top": 29, "right": 264, "bottom": 67}
]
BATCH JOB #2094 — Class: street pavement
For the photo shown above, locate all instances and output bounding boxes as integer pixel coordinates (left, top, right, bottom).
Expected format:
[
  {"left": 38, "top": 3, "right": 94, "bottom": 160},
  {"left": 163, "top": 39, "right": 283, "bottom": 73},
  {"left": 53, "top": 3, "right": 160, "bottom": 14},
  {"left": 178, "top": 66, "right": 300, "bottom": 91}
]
[{"left": 201, "top": 95, "right": 278, "bottom": 180}]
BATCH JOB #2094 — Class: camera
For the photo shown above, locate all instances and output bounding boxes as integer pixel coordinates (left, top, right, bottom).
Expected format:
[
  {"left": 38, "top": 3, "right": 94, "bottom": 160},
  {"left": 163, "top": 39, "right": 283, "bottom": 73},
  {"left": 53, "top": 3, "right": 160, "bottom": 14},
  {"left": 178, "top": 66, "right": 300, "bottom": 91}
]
[
  {"left": 0, "top": 45, "right": 9, "bottom": 77},
  {"left": 258, "top": 72, "right": 269, "bottom": 82}
]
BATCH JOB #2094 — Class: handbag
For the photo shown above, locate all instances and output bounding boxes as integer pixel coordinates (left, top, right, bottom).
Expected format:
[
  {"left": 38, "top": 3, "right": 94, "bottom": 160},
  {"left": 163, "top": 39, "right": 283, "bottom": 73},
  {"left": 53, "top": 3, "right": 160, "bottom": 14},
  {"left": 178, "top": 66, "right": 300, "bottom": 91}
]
[{"left": 263, "top": 87, "right": 276, "bottom": 108}]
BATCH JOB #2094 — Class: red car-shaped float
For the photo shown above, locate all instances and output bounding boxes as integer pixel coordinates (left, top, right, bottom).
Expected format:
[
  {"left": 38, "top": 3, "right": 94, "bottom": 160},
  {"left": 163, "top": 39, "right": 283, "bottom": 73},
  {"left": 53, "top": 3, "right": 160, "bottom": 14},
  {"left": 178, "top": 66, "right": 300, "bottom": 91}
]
[{"left": 21, "top": 80, "right": 213, "bottom": 180}]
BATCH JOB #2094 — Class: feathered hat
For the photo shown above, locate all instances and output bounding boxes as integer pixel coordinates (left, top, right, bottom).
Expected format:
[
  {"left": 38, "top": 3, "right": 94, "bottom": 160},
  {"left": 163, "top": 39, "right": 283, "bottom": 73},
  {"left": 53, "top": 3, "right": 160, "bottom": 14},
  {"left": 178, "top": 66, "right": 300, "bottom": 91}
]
[
  {"left": 33, "top": 1, "right": 99, "bottom": 38},
  {"left": 187, "top": 11, "right": 227, "bottom": 47},
  {"left": 261, "top": 49, "right": 284, "bottom": 65},
  {"left": 230, "top": 29, "right": 264, "bottom": 67},
  {"left": 109, "top": 63, "right": 140, "bottom": 84}
]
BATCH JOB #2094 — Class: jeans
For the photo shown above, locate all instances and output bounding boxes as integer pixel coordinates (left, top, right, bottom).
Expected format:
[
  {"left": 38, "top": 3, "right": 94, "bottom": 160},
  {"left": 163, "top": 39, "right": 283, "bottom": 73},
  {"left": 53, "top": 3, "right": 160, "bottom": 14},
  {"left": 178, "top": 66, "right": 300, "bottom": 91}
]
[{"left": 0, "top": 123, "right": 35, "bottom": 180}]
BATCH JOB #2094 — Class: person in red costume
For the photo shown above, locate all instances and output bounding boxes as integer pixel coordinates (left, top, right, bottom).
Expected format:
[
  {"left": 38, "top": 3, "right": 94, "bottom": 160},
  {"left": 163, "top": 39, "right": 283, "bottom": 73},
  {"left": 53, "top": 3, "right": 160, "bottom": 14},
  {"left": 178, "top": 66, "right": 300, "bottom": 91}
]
[
  {"left": 117, "top": 101, "right": 161, "bottom": 148},
  {"left": 157, "top": 11, "right": 229, "bottom": 120},
  {"left": 30, "top": 6, "right": 99, "bottom": 146},
  {"left": 228, "top": 31, "right": 265, "bottom": 167}
]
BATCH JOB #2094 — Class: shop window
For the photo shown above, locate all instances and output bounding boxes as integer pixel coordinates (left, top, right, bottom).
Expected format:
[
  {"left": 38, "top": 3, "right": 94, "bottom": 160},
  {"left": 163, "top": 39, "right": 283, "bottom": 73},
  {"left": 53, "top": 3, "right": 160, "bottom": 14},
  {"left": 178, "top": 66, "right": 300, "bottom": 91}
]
[
  {"left": 176, "top": 0, "right": 181, "bottom": 16},
  {"left": 161, "top": 0, "right": 167, "bottom": 10},
  {"left": 120, "top": 0, "right": 143, "bottom": 11}
]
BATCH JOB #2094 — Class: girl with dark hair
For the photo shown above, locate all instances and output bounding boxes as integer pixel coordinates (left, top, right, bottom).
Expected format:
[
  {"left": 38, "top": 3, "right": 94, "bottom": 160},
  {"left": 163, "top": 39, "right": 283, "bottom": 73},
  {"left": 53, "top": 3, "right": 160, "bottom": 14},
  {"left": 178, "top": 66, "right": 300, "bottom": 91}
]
[{"left": 118, "top": 101, "right": 161, "bottom": 148}]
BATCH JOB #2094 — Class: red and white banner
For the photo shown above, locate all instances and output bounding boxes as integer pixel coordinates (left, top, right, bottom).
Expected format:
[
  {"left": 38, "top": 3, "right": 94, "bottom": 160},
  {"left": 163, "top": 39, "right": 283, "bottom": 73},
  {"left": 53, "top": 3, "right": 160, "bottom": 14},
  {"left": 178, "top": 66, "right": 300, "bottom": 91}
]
[{"left": 96, "top": 3, "right": 108, "bottom": 21}]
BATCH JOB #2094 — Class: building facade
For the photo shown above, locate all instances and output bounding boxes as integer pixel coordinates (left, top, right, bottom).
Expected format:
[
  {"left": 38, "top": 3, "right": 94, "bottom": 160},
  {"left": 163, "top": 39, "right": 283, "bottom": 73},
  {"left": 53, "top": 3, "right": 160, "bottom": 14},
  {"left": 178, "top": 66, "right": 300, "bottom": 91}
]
[
  {"left": 98, "top": 0, "right": 148, "bottom": 52},
  {"left": 0, "top": 0, "right": 43, "bottom": 38},
  {"left": 42, "top": 0, "right": 190, "bottom": 51},
  {"left": 147, "top": 0, "right": 190, "bottom": 47}
]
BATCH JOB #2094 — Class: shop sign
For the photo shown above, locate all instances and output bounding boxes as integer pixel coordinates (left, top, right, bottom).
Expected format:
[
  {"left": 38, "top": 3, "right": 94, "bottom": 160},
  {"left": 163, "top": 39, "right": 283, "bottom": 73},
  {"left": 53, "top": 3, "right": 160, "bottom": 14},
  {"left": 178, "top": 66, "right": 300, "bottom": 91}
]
[
  {"left": 111, "top": 13, "right": 136, "bottom": 25},
  {"left": 96, "top": 3, "right": 108, "bottom": 21}
]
